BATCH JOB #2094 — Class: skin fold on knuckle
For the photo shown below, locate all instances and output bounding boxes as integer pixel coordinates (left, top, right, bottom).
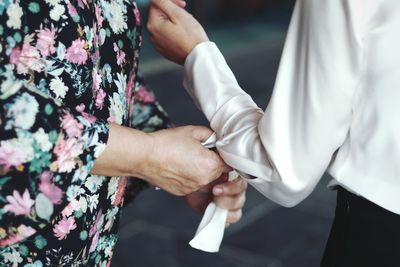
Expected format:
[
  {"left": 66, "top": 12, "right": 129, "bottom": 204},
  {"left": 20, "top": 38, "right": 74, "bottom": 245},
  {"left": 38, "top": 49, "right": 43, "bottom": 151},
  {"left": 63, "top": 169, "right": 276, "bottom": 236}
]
[
  {"left": 147, "top": 21, "right": 153, "bottom": 32},
  {"left": 236, "top": 194, "right": 246, "bottom": 210},
  {"left": 228, "top": 210, "right": 242, "bottom": 224},
  {"left": 231, "top": 196, "right": 243, "bottom": 210},
  {"left": 202, "top": 156, "right": 219, "bottom": 180},
  {"left": 214, "top": 197, "right": 231, "bottom": 210},
  {"left": 235, "top": 178, "right": 247, "bottom": 194}
]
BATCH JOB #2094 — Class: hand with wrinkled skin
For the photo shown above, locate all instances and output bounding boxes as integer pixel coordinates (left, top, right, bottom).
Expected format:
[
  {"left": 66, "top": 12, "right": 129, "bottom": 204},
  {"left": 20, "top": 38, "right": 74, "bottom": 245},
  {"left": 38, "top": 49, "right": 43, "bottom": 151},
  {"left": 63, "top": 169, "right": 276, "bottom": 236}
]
[{"left": 93, "top": 124, "right": 230, "bottom": 196}]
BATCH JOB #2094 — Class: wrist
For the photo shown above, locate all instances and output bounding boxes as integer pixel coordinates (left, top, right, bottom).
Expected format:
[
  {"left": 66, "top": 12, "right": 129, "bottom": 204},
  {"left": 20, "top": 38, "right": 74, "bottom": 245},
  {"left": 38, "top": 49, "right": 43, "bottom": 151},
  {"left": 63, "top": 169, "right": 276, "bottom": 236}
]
[{"left": 127, "top": 130, "right": 155, "bottom": 180}]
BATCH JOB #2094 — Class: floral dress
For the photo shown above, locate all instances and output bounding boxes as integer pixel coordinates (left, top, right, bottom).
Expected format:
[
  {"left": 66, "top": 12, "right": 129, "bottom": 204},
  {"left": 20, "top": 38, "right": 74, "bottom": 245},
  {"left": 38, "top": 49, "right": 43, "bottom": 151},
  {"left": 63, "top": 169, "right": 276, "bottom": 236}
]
[{"left": 0, "top": 0, "right": 171, "bottom": 266}]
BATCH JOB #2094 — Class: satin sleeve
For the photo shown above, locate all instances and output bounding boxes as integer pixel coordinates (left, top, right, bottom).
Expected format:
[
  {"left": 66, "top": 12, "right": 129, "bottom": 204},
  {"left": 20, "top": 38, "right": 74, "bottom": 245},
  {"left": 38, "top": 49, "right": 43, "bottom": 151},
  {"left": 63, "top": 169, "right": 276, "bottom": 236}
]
[{"left": 183, "top": 0, "right": 364, "bottom": 207}]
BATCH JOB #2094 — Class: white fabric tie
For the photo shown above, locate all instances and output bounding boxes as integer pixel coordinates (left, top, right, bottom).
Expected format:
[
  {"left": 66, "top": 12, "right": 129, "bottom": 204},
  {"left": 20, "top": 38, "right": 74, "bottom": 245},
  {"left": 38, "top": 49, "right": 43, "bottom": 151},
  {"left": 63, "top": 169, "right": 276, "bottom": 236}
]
[{"left": 189, "top": 133, "right": 237, "bottom": 253}]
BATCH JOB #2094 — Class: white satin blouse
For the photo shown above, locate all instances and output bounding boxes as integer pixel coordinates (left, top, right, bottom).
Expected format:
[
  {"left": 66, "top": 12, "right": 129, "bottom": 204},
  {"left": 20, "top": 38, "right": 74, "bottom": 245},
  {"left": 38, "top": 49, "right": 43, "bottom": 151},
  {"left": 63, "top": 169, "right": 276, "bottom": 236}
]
[{"left": 183, "top": 0, "right": 400, "bottom": 214}]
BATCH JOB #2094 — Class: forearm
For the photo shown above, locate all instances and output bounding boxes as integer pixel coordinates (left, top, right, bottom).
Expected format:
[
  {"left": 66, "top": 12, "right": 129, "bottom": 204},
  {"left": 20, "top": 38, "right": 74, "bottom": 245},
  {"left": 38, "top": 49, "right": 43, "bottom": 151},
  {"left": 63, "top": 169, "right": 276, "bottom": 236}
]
[
  {"left": 91, "top": 123, "right": 153, "bottom": 179},
  {"left": 91, "top": 124, "right": 229, "bottom": 196}
]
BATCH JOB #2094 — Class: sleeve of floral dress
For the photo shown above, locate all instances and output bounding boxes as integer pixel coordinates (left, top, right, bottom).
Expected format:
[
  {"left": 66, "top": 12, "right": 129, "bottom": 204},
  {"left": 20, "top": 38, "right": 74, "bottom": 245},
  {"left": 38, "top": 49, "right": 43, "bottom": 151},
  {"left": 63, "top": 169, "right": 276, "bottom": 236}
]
[
  {"left": 123, "top": 73, "right": 173, "bottom": 205},
  {"left": 130, "top": 73, "right": 173, "bottom": 132},
  {"left": 0, "top": 82, "right": 109, "bottom": 246}
]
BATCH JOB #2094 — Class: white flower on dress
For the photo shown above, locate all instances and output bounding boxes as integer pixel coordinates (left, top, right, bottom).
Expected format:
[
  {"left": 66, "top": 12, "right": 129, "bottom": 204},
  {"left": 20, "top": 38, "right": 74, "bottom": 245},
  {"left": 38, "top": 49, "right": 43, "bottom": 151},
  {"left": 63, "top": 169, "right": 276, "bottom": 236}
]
[
  {"left": 88, "top": 194, "right": 99, "bottom": 212},
  {"left": 102, "top": 1, "right": 127, "bottom": 34},
  {"left": 78, "top": 196, "right": 88, "bottom": 213},
  {"left": 85, "top": 175, "right": 104, "bottom": 193},
  {"left": 114, "top": 72, "right": 127, "bottom": 96},
  {"left": 2, "top": 249, "right": 23, "bottom": 266},
  {"left": 148, "top": 115, "right": 163, "bottom": 126},
  {"left": 94, "top": 142, "right": 106, "bottom": 158},
  {"left": 108, "top": 92, "right": 124, "bottom": 124},
  {"left": 8, "top": 92, "right": 39, "bottom": 130},
  {"left": 49, "top": 77, "right": 69, "bottom": 100},
  {"left": 6, "top": 2, "right": 23, "bottom": 29},
  {"left": 50, "top": 4, "right": 65, "bottom": 21},
  {"left": 107, "top": 177, "right": 118, "bottom": 202},
  {"left": 0, "top": 138, "right": 34, "bottom": 168},
  {"left": 0, "top": 76, "right": 23, "bottom": 99},
  {"left": 66, "top": 185, "right": 85, "bottom": 202},
  {"left": 33, "top": 128, "right": 53, "bottom": 152},
  {"left": 45, "top": 0, "right": 61, "bottom": 6}
]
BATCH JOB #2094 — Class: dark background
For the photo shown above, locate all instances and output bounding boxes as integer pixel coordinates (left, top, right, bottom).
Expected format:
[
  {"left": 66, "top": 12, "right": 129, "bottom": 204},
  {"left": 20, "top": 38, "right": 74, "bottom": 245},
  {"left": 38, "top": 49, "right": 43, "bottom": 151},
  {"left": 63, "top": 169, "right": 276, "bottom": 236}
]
[{"left": 113, "top": 1, "right": 337, "bottom": 266}]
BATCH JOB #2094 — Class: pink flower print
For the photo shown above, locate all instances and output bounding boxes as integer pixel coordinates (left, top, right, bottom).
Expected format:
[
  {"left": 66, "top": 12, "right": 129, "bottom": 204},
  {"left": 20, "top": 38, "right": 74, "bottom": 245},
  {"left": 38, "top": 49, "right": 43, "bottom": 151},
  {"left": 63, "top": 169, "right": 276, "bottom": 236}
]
[
  {"left": 10, "top": 43, "right": 44, "bottom": 74},
  {"left": 54, "top": 137, "right": 83, "bottom": 173},
  {"left": 61, "top": 113, "right": 83, "bottom": 138},
  {"left": 104, "top": 219, "right": 112, "bottom": 231},
  {"left": 113, "top": 42, "right": 126, "bottom": 66},
  {"left": 89, "top": 231, "right": 100, "bottom": 252},
  {"left": 0, "top": 225, "right": 36, "bottom": 246},
  {"left": 113, "top": 42, "right": 119, "bottom": 52},
  {"left": 89, "top": 209, "right": 103, "bottom": 238},
  {"left": 95, "top": 4, "right": 103, "bottom": 26},
  {"left": 107, "top": 116, "right": 115, "bottom": 123},
  {"left": 0, "top": 140, "right": 26, "bottom": 168},
  {"left": 67, "top": 3, "right": 78, "bottom": 17},
  {"left": 126, "top": 74, "right": 134, "bottom": 101},
  {"left": 133, "top": 6, "right": 141, "bottom": 26},
  {"left": 91, "top": 69, "right": 101, "bottom": 93},
  {"left": 36, "top": 27, "right": 57, "bottom": 57},
  {"left": 39, "top": 171, "right": 63, "bottom": 204},
  {"left": 9, "top": 47, "right": 21, "bottom": 65},
  {"left": 113, "top": 177, "right": 127, "bottom": 207},
  {"left": 91, "top": 49, "right": 100, "bottom": 64},
  {"left": 96, "top": 89, "right": 106, "bottom": 110},
  {"left": 137, "top": 87, "right": 155, "bottom": 103},
  {"left": 65, "top": 39, "right": 88, "bottom": 65},
  {"left": 116, "top": 50, "right": 126, "bottom": 66},
  {"left": 76, "top": 103, "right": 85, "bottom": 113},
  {"left": 3, "top": 189, "right": 34, "bottom": 216},
  {"left": 62, "top": 199, "right": 80, "bottom": 217},
  {"left": 77, "top": 0, "right": 88, "bottom": 9},
  {"left": 53, "top": 217, "right": 77, "bottom": 240},
  {"left": 75, "top": 104, "right": 97, "bottom": 123}
]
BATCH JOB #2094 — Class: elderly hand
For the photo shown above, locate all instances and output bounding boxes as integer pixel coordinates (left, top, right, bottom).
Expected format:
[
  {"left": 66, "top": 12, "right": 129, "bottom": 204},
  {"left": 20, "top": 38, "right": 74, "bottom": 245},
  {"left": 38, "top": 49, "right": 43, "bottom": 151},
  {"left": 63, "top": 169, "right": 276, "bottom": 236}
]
[
  {"left": 146, "top": 126, "right": 231, "bottom": 196},
  {"left": 185, "top": 174, "right": 247, "bottom": 226},
  {"left": 147, "top": 0, "right": 209, "bottom": 65},
  {"left": 94, "top": 124, "right": 230, "bottom": 196}
]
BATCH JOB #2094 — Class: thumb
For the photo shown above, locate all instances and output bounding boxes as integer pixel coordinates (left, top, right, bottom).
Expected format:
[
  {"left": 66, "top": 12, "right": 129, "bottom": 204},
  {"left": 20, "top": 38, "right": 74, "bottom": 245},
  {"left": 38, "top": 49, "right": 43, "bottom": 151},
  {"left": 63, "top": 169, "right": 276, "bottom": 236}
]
[
  {"left": 171, "top": 0, "right": 186, "bottom": 8},
  {"left": 152, "top": 0, "right": 185, "bottom": 22},
  {"left": 181, "top": 125, "right": 214, "bottom": 143}
]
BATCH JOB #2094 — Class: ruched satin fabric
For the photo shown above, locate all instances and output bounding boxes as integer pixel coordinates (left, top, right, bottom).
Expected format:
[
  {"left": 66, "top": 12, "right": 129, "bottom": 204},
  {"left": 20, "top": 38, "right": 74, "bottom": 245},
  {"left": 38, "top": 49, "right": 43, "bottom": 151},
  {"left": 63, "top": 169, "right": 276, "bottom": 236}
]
[{"left": 183, "top": 0, "right": 400, "bottom": 214}]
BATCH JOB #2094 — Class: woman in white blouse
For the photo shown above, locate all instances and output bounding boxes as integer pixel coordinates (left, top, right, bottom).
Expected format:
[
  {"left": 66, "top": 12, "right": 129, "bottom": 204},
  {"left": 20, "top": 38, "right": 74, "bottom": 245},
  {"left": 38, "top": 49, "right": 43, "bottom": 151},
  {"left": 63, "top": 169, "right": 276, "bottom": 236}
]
[{"left": 148, "top": 0, "right": 400, "bottom": 265}]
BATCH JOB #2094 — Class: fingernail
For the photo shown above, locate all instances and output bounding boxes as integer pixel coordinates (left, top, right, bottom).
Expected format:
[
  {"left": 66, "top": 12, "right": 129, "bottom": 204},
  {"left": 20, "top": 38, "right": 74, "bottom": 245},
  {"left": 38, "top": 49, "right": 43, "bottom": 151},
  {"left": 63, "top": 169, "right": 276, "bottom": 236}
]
[{"left": 213, "top": 187, "right": 223, "bottom": 195}]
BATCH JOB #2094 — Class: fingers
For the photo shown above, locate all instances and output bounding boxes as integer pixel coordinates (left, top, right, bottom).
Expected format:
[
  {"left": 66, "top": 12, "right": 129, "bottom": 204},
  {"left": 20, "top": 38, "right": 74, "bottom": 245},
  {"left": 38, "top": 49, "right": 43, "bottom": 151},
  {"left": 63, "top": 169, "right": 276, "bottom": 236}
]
[
  {"left": 180, "top": 125, "right": 214, "bottom": 142},
  {"left": 214, "top": 191, "right": 246, "bottom": 210},
  {"left": 208, "top": 151, "right": 232, "bottom": 175},
  {"left": 226, "top": 209, "right": 242, "bottom": 224},
  {"left": 212, "top": 177, "right": 247, "bottom": 222},
  {"left": 171, "top": 0, "right": 186, "bottom": 8},
  {"left": 177, "top": 126, "right": 233, "bottom": 176},
  {"left": 152, "top": 0, "right": 185, "bottom": 22},
  {"left": 213, "top": 177, "right": 247, "bottom": 196}
]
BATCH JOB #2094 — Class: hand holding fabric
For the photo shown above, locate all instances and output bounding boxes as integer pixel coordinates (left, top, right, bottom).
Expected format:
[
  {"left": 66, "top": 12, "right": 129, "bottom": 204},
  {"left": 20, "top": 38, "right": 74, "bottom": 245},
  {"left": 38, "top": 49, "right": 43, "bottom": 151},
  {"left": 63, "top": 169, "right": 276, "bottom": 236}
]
[{"left": 94, "top": 125, "right": 230, "bottom": 196}]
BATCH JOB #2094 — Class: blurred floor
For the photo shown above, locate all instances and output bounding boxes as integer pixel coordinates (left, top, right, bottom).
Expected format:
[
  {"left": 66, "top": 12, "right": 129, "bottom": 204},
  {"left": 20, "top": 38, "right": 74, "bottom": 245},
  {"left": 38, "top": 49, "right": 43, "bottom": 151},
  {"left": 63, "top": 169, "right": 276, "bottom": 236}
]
[{"left": 112, "top": 5, "right": 336, "bottom": 267}]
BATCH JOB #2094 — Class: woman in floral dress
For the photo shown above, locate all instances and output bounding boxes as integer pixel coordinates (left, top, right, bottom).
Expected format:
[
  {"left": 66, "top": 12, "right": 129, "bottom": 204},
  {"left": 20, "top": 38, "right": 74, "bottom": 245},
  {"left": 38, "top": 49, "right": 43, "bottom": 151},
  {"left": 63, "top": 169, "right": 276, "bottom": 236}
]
[{"left": 0, "top": 0, "right": 247, "bottom": 266}]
